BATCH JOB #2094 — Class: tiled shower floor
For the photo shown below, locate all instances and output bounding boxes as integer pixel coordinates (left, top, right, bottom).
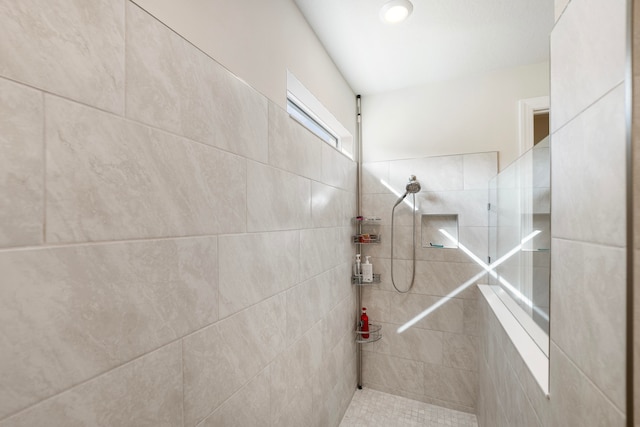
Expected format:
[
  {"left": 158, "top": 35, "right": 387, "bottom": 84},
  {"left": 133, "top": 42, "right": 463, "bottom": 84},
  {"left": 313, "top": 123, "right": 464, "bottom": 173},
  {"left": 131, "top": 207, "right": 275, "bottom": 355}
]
[{"left": 339, "top": 388, "right": 478, "bottom": 427}]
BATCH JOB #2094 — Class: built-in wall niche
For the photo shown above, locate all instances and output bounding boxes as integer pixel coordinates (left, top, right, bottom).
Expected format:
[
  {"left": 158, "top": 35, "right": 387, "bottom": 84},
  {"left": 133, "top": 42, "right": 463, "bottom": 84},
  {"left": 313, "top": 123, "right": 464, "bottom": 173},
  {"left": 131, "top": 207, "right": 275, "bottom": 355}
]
[
  {"left": 421, "top": 214, "right": 459, "bottom": 248},
  {"left": 521, "top": 213, "right": 551, "bottom": 252}
]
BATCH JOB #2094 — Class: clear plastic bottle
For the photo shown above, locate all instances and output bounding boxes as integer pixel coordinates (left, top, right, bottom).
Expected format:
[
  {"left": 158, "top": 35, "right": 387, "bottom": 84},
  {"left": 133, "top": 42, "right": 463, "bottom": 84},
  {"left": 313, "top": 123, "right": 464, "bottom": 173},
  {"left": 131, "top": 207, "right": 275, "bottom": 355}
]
[{"left": 353, "top": 254, "right": 361, "bottom": 277}]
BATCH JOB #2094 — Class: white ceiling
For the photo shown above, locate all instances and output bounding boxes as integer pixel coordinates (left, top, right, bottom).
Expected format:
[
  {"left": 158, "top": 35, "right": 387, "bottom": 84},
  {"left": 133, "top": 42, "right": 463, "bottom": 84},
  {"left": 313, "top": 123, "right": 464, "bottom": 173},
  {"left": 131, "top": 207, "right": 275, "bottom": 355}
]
[{"left": 294, "top": 0, "right": 555, "bottom": 95}]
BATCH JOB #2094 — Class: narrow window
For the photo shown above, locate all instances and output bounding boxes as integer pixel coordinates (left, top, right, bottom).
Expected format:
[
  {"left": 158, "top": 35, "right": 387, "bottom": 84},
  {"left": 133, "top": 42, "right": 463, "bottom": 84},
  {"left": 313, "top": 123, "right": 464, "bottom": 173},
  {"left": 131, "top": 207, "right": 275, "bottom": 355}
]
[
  {"left": 286, "top": 96, "right": 339, "bottom": 148},
  {"left": 286, "top": 70, "right": 353, "bottom": 159}
]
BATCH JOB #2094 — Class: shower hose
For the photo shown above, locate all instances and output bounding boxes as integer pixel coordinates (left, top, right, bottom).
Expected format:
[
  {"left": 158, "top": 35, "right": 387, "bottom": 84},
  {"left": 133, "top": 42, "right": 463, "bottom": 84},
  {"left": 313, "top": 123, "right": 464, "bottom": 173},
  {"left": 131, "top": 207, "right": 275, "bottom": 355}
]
[{"left": 390, "top": 192, "right": 417, "bottom": 293}]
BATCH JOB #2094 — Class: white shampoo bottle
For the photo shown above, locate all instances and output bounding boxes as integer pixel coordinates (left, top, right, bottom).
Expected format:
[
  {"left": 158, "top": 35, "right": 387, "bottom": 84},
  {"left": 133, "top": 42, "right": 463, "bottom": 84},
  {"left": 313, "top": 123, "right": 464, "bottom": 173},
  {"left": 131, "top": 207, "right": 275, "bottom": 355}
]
[{"left": 362, "top": 256, "right": 373, "bottom": 283}]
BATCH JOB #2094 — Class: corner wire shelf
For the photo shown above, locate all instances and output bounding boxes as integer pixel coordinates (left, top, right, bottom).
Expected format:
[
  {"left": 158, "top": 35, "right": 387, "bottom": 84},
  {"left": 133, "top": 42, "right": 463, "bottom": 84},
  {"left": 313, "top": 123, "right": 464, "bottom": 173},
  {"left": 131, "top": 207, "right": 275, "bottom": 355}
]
[
  {"left": 351, "top": 273, "right": 382, "bottom": 285},
  {"left": 355, "top": 323, "right": 382, "bottom": 344}
]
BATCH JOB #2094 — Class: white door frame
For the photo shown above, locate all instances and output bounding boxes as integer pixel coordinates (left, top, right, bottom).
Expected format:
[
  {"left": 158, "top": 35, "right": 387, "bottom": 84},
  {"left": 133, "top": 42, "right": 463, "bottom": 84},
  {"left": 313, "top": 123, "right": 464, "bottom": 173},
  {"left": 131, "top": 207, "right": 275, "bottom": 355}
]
[{"left": 518, "top": 96, "right": 550, "bottom": 155}]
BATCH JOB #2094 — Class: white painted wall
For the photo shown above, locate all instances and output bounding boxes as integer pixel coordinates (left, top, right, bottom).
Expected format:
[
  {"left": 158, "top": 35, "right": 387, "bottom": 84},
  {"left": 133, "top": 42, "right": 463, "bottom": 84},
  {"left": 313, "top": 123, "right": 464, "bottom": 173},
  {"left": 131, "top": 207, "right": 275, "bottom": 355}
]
[
  {"left": 131, "top": 0, "right": 356, "bottom": 138},
  {"left": 361, "top": 62, "right": 549, "bottom": 170},
  {"left": 555, "top": 0, "right": 570, "bottom": 20}
]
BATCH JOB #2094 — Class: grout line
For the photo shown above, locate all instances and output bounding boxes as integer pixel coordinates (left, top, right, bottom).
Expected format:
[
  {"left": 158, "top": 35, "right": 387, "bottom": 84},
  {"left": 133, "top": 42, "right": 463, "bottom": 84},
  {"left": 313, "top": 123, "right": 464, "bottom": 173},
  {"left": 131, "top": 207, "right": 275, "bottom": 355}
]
[
  {"left": 39, "top": 89, "right": 258, "bottom": 165},
  {"left": 244, "top": 158, "right": 249, "bottom": 239},
  {"left": 551, "top": 236, "right": 628, "bottom": 250},
  {"left": 0, "top": 340, "right": 183, "bottom": 423},
  {"left": 215, "top": 236, "right": 220, "bottom": 326},
  {"left": 550, "top": 81, "right": 626, "bottom": 136},
  {"left": 0, "top": 75, "right": 123, "bottom": 118},
  {"left": 0, "top": 233, "right": 221, "bottom": 254},
  {"left": 41, "top": 91, "right": 47, "bottom": 244},
  {"left": 0, "top": 223, "right": 356, "bottom": 253},
  {"left": 551, "top": 342, "right": 627, "bottom": 418},
  {"left": 123, "top": 0, "right": 128, "bottom": 119},
  {"left": 180, "top": 339, "right": 185, "bottom": 427}
]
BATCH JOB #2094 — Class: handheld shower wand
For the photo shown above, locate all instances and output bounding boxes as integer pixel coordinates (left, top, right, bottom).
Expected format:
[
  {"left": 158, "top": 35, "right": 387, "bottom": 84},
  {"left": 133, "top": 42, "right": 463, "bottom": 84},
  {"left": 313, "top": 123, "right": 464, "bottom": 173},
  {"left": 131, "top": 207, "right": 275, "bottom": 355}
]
[
  {"left": 391, "top": 175, "right": 421, "bottom": 293},
  {"left": 393, "top": 175, "right": 421, "bottom": 207}
]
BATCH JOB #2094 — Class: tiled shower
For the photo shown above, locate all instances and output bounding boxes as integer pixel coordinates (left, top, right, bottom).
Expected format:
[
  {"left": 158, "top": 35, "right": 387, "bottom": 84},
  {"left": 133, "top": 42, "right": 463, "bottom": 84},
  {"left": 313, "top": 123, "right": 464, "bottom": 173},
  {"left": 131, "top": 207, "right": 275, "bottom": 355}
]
[
  {"left": 0, "top": 0, "right": 635, "bottom": 426},
  {"left": 359, "top": 153, "right": 496, "bottom": 412}
]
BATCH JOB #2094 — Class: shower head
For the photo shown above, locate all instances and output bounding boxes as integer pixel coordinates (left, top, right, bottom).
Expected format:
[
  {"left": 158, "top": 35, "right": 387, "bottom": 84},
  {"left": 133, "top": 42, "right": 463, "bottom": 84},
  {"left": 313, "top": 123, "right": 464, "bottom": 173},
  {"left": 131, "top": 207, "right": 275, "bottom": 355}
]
[
  {"left": 405, "top": 175, "right": 421, "bottom": 194},
  {"left": 393, "top": 175, "right": 421, "bottom": 207}
]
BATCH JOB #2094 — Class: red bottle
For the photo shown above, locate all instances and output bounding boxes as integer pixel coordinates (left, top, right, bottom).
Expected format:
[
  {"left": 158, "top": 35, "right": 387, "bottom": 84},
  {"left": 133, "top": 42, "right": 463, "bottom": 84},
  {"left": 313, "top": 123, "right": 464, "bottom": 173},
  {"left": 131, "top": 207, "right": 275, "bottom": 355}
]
[{"left": 361, "top": 307, "right": 369, "bottom": 339}]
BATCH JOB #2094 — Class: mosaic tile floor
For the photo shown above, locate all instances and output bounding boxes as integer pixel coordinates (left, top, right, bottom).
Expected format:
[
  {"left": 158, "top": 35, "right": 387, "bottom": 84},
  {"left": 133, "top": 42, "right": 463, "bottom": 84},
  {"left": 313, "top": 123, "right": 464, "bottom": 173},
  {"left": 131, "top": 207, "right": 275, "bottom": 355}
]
[{"left": 339, "top": 388, "right": 478, "bottom": 427}]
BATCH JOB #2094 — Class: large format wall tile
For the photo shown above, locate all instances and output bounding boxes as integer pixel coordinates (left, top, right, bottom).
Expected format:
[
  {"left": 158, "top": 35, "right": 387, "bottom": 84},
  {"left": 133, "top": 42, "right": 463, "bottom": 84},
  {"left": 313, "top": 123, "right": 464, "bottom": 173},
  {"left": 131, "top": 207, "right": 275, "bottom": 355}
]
[
  {"left": 550, "top": 0, "right": 625, "bottom": 131},
  {"left": 412, "top": 261, "right": 483, "bottom": 299},
  {"left": 45, "top": 96, "right": 246, "bottom": 243},
  {"left": 418, "top": 190, "right": 489, "bottom": 227},
  {"left": 312, "top": 182, "right": 351, "bottom": 228},
  {"left": 370, "top": 257, "right": 411, "bottom": 293},
  {"left": 0, "top": 237, "right": 217, "bottom": 419},
  {"left": 0, "top": 343, "right": 182, "bottom": 427},
  {"left": 362, "top": 161, "right": 390, "bottom": 194},
  {"left": 318, "top": 288, "right": 356, "bottom": 354},
  {"left": 219, "top": 231, "right": 299, "bottom": 319},
  {"left": 550, "top": 343, "right": 625, "bottom": 427},
  {"left": 247, "top": 161, "right": 311, "bottom": 232},
  {"left": 198, "top": 367, "right": 271, "bottom": 427},
  {"left": 322, "top": 143, "right": 357, "bottom": 192},
  {"left": 363, "top": 290, "right": 464, "bottom": 333},
  {"left": 458, "top": 226, "right": 489, "bottom": 263},
  {"left": 272, "top": 391, "right": 313, "bottom": 427},
  {"left": 498, "top": 364, "right": 542, "bottom": 427},
  {"left": 463, "top": 152, "right": 497, "bottom": 190},
  {"left": 551, "top": 238, "right": 626, "bottom": 411},
  {"left": 362, "top": 225, "right": 414, "bottom": 261},
  {"left": 268, "top": 103, "right": 322, "bottom": 180},
  {"left": 361, "top": 193, "right": 413, "bottom": 225},
  {"left": 363, "top": 351, "right": 425, "bottom": 396},
  {"left": 423, "top": 363, "right": 477, "bottom": 408},
  {"left": 313, "top": 352, "right": 356, "bottom": 427},
  {"left": 463, "top": 297, "right": 480, "bottom": 337},
  {"left": 0, "top": 0, "right": 124, "bottom": 114},
  {"left": 328, "top": 263, "right": 354, "bottom": 310},
  {"left": 0, "top": 78, "right": 43, "bottom": 248},
  {"left": 126, "top": 3, "right": 268, "bottom": 162},
  {"left": 271, "top": 323, "right": 324, "bottom": 426},
  {"left": 443, "top": 332, "right": 478, "bottom": 371},
  {"left": 389, "top": 154, "right": 464, "bottom": 192},
  {"left": 286, "top": 271, "right": 333, "bottom": 344},
  {"left": 314, "top": 331, "right": 356, "bottom": 405},
  {"left": 300, "top": 227, "right": 348, "bottom": 280},
  {"left": 183, "top": 295, "right": 286, "bottom": 427},
  {"left": 551, "top": 86, "right": 626, "bottom": 247},
  {"left": 370, "top": 322, "right": 444, "bottom": 365}
]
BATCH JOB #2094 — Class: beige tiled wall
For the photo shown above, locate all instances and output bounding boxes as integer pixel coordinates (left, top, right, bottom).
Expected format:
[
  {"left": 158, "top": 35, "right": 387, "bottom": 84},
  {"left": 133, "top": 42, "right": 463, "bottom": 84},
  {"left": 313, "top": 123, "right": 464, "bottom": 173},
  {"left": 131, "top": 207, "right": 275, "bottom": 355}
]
[
  {"left": 478, "top": 0, "right": 628, "bottom": 425},
  {"left": 0, "top": 1, "right": 357, "bottom": 426},
  {"left": 360, "top": 151, "right": 498, "bottom": 413}
]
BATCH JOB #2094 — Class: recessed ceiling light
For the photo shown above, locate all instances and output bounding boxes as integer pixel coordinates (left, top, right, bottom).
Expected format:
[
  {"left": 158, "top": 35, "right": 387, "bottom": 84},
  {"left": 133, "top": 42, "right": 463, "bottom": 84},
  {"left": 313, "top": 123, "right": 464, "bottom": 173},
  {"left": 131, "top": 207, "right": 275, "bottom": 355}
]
[{"left": 380, "top": 0, "right": 413, "bottom": 24}]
